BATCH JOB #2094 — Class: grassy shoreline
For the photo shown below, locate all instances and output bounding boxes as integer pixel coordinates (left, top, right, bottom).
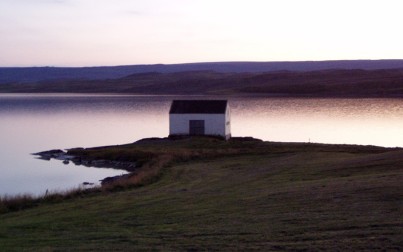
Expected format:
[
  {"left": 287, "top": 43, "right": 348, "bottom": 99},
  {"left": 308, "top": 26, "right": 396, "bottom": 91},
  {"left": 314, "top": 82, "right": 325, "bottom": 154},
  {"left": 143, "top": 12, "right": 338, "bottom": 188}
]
[{"left": 1, "top": 137, "right": 402, "bottom": 250}]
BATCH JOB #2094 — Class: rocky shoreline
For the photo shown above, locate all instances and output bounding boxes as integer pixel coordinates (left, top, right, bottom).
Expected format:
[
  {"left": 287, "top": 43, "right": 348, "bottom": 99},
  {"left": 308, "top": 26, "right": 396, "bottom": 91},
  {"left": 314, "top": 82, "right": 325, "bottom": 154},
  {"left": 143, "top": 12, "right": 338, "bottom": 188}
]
[{"left": 32, "top": 149, "right": 136, "bottom": 185}]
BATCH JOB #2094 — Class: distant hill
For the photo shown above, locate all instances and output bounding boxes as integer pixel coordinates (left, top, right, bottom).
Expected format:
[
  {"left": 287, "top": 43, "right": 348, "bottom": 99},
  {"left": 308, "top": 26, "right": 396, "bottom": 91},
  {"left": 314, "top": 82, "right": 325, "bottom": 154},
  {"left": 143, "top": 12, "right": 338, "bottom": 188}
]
[
  {"left": 2, "top": 60, "right": 403, "bottom": 84},
  {"left": 1, "top": 68, "right": 403, "bottom": 97}
]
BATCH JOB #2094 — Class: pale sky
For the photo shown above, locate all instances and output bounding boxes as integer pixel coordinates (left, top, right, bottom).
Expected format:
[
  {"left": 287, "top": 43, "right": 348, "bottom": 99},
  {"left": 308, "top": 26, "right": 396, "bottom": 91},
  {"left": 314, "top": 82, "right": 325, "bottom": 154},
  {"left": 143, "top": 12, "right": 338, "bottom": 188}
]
[{"left": 1, "top": 0, "right": 403, "bottom": 67}]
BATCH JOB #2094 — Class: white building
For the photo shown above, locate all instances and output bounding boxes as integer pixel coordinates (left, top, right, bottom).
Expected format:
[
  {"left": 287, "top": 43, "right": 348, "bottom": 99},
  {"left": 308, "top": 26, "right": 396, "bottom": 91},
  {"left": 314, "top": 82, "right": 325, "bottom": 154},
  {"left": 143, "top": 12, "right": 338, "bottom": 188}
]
[{"left": 169, "top": 100, "right": 231, "bottom": 140}]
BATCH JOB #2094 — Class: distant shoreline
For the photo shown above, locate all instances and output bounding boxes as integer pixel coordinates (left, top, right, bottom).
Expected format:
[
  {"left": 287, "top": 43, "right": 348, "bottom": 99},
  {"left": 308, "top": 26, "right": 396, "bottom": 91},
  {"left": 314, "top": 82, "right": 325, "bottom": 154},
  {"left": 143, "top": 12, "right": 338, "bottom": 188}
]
[
  {"left": 1, "top": 92, "right": 402, "bottom": 98},
  {"left": 1, "top": 68, "right": 402, "bottom": 97}
]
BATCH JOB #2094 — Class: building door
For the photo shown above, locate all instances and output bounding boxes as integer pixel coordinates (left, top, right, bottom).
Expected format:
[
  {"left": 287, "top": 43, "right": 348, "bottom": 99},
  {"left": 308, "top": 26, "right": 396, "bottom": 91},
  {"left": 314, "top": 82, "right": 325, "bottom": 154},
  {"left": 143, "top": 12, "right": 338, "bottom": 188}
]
[{"left": 189, "top": 120, "right": 205, "bottom": 135}]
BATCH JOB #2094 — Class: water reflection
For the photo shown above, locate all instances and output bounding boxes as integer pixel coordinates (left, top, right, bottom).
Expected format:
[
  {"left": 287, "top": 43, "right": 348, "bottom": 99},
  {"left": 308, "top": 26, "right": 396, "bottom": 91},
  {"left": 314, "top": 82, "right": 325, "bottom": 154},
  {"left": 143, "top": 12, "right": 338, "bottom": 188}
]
[{"left": 230, "top": 98, "right": 403, "bottom": 147}]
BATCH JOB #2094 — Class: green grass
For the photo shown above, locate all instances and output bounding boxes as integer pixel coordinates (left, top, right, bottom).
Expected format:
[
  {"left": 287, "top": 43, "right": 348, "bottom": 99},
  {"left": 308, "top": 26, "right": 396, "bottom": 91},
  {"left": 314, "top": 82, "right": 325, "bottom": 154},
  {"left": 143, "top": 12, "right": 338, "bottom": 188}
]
[{"left": 0, "top": 138, "right": 402, "bottom": 250}]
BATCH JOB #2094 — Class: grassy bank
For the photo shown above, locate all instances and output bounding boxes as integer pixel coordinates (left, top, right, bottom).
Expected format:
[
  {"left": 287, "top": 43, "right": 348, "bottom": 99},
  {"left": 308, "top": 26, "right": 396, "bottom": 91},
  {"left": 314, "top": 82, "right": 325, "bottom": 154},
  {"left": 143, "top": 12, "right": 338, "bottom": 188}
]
[{"left": 0, "top": 137, "right": 402, "bottom": 250}]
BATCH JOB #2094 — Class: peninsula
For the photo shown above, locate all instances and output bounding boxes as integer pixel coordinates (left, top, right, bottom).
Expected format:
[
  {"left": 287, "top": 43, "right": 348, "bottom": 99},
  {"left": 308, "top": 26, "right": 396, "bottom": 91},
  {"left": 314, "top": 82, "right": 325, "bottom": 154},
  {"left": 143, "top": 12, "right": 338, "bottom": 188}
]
[{"left": 1, "top": 137, "right": 402, "bottom": 250}]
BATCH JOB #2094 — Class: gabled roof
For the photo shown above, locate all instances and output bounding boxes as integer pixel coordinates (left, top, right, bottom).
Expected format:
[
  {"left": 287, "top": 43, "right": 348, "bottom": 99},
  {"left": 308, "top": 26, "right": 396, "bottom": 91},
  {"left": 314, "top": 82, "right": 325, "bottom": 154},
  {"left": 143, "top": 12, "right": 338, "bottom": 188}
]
[{"left": 169, "top": 100, "right": 228, "bottom": 114}]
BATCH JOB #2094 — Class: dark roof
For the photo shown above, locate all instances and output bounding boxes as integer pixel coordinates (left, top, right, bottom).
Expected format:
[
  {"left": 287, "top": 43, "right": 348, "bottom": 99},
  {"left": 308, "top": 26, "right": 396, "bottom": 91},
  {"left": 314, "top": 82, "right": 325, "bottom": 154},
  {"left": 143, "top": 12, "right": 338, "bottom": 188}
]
[{"left": 169, "top": 100, "right": 228, "bottom": 114}]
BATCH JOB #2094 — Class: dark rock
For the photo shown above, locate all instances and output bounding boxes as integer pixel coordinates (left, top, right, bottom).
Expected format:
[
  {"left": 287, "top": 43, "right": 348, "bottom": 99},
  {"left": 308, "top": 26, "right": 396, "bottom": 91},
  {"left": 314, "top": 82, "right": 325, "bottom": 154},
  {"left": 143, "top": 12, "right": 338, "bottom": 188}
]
[
  {"left": 32, "top": 149, "right": 66, "bottom": 160},
  {"left": 33, "top": 149, "right": 64, "bottom": 155},
  {"left": 100, "top": 173, "right": 131, "bottom": 185}
]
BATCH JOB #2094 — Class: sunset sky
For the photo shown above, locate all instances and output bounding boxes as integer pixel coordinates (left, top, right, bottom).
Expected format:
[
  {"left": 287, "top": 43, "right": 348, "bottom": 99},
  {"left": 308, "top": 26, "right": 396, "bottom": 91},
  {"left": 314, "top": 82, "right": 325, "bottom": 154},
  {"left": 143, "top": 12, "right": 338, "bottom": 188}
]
[{"left": 1, "top": 0, "right": 403, "bottom": 67}]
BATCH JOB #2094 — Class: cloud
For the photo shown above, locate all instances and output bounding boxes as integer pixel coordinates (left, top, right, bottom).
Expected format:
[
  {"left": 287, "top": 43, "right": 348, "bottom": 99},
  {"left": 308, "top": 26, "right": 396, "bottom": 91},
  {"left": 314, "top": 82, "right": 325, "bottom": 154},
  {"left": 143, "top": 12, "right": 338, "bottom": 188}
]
[
  {"left": 0, "top": 0, "right": 71, "bottom": 6},
  {"left": 3, "top": 0, "right": 71, "bottom": 4},
  {"left": 50, "top": 0, "right": 68, "bottom": 3},
  {"left": 32, "top": 0, "right": 69, "bottom": 3},
  {"left": 124, "top": 10, "right": 145, "bottom": 16}
]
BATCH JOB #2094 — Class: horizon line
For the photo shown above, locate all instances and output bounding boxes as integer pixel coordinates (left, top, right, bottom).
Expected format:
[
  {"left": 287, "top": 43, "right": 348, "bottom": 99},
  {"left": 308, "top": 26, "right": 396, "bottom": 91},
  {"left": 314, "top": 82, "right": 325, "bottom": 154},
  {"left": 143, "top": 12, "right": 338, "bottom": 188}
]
[{"left": 2, "top": 59, "right": 403, "bottom": 68}]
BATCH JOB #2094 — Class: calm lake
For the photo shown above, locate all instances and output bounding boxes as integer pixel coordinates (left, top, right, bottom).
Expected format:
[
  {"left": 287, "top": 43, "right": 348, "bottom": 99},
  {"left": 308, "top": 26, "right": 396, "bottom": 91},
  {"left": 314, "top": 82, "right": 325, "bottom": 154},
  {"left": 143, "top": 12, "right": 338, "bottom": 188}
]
[{"left": 1, "top": 94, "right": 402, "bottom": 197}]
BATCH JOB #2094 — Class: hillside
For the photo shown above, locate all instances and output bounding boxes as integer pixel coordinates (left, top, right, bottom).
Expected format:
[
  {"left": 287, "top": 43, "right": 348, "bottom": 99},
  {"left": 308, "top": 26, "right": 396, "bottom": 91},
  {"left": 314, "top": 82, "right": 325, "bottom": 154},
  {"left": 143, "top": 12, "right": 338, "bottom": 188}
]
[
  {"left": 0, "top": 138, "right": 402, "bottom": 250},
  {"left": 1, "top": 68, "right": 403, "bottom": 97},
  {"left": 2, "top": 60, "right": 403, "bottom": 84}
]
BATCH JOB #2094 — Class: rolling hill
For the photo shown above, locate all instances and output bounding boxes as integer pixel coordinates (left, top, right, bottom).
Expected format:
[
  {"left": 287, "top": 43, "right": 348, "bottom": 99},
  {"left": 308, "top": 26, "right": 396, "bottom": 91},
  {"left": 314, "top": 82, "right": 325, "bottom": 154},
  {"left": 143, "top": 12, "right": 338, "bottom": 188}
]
[
  {"left": 1, "top": 68, "right": 403, "bottom": 97},
  {"left": 2, "top": 59, "right": 403, "bottom": 84}
]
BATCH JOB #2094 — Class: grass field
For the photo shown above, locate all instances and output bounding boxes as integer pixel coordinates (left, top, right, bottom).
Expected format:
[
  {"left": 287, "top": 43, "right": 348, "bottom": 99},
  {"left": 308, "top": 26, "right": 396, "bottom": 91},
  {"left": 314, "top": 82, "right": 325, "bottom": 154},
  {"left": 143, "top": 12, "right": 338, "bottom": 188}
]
[{"left": 0, "top": 138, "right": 402, "bottom": 250}]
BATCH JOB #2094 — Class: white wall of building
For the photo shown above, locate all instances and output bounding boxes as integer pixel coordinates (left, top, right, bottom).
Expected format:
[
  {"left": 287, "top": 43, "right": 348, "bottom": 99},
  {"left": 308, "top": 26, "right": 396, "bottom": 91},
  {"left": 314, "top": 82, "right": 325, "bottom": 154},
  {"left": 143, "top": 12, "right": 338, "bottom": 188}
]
[
  {"left": 225, "top": 106, "right": 231, "bottom": 137},
  {"left": 170, "top": 112, "right": 230, "bottom": 139}
]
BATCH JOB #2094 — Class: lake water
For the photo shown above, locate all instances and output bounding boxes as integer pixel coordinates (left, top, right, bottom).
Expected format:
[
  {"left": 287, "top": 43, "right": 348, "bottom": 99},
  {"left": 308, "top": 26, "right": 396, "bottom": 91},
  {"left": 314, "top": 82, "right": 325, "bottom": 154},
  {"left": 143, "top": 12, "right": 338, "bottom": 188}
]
[{"left": 1, "top": 94, "right": 402, "bottom": 197}]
